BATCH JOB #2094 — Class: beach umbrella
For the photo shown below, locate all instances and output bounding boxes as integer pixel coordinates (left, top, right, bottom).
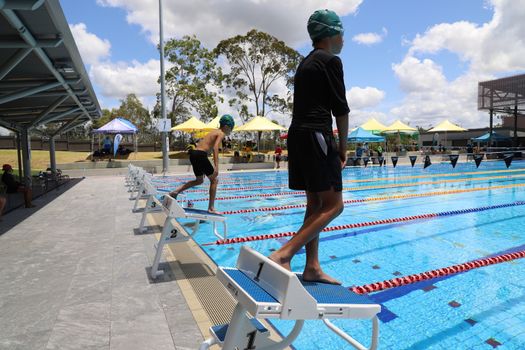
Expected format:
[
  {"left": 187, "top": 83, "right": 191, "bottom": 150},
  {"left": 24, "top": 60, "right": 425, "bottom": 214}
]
[
  {"left": 234, "top": 116, "right": 286, "bottom": 152},
  {"left": 170, "top": 116, "right": 207, "bottom": 132},
  {"left": 360, "top": 118, "right": 387, "bottom": 134}
]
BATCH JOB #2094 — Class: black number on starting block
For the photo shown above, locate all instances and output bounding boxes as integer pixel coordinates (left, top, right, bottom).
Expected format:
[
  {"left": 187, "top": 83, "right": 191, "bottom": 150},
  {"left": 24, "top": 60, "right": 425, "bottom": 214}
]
[{"left": 244, "top": 330, "right": 257, "bottom": 350}]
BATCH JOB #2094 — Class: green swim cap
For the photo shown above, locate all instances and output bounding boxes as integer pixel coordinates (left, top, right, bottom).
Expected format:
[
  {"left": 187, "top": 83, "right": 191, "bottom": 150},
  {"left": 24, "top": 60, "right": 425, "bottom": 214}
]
[
  {"left": 307, "top": 9, "right": 344, "bottom": 41},
  {"left": 219, "top": 114, "right": 235, "bottom": 129}
]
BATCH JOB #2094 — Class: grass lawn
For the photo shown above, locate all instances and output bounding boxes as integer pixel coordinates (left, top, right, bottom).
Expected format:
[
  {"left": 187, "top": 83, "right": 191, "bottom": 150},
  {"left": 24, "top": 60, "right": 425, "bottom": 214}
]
[{"left": 0, "top": 150, "right": 252, "bottom": 171}]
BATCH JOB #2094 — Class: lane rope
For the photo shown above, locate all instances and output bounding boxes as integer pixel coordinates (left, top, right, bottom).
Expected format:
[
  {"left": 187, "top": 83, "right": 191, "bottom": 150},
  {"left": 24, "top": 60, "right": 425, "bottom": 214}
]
[
  {"left": 201, "top": 201, "right": 525, "bottom": 246},
  {"left": 219, "top": 183, "right": 525, "bottom": 215},
  {"left": 350, "top": 249, "right": 525, "bottom": 294},
  {"left": 344, "top": 167, "right": 525, "bottom": 184},
  {"left": 189, "top": 174, "right": 525, "bottom": 201}
]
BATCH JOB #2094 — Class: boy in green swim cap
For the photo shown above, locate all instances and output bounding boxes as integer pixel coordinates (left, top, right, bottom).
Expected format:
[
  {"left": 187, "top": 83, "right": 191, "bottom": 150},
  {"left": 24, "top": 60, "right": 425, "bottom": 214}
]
[
  {"left": 269, "top": 9, "right": 350, "bottom": 285},
  {"left": 169, "top": 114, "right": 234, "bottom": 213}
]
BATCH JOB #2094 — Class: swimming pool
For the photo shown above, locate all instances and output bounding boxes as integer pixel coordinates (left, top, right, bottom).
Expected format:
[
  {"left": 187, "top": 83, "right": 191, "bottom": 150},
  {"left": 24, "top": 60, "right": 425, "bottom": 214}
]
[{"left": 163, "top": 160, "right": 525, "bottom": 349}]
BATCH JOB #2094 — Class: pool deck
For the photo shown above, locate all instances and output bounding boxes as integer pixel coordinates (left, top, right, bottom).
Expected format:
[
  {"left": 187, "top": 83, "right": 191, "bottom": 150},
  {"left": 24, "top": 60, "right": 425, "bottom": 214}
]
[{"left": 0, "top": 176, "right": 209, "bottom": 350}]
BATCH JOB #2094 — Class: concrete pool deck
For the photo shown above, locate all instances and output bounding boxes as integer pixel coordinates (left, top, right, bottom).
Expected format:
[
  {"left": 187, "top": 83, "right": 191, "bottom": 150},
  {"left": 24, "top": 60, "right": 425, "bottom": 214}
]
[{"left": 0, "top": 176, "right": 215, "bottom": 350}]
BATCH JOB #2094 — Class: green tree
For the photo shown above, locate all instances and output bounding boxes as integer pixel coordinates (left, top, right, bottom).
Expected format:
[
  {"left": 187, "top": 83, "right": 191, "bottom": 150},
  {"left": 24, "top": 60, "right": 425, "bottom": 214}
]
[
  {"left": 115, "top": 94, "right": 151, "bottom": 131},
  {"left": 164, "top": 35, "right": 222, "bottom": 124},
  {"left": 214, "top": 29, "right": 302, "bottom": 123}
]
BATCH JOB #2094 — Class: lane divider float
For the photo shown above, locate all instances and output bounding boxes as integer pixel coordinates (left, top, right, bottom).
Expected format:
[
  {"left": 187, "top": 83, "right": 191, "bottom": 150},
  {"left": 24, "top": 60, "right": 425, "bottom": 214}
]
[
  {"left": 201, "top": 201, "right": 525, "bottom": 246},
  {"left": 350, "top": 249, "right": 525, "bottom": 294}
]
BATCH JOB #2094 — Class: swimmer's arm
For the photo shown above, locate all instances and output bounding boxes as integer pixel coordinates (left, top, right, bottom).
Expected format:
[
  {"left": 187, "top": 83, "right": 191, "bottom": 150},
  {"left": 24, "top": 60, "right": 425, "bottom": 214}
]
[
  {"left": 212, "top": 132, "right": 224, "bottom": 170},
  {"left": 335, "top": 114, "right": 349, "bottom": 166}
]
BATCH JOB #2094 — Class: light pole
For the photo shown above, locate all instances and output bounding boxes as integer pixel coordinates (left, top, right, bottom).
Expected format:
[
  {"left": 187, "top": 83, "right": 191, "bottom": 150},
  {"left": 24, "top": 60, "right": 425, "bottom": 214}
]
[{"left": 159, "top": 0, "right": 169, "bottom": 173}]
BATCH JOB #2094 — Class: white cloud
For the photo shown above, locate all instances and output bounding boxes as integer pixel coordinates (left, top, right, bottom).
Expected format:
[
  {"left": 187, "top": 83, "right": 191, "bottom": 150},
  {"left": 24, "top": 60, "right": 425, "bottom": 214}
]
[
  {"left": 392, "top": 56, "right": 447, "bottom": 93},
  {"left": 352, "top": 27, "right": 387, "bottom": 46},
  {"left": 346, "top": 86, "right": 385, "bottom": 109},
  {"left": 90, "top": 59, "right": 160, "bottom": 100},
  {"left": 96, "top": 0, "right": 363, "bottom": 48},
  {"left": 69, "top": 23, "right": 111, "bottom": 65},
  {"left": 390, "top": 0, "right": 525, "bottom": 128}
]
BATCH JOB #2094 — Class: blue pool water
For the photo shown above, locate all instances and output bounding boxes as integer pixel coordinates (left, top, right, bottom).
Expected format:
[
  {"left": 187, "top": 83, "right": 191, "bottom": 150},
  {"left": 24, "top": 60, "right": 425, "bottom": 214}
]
[{"left": 161, "top": 160, "right": 525, "bottom": 349}]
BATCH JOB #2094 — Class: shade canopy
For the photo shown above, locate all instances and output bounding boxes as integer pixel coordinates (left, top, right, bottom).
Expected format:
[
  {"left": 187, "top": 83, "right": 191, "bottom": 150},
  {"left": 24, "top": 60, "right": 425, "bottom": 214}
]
[
  {"left": 203, "top": 115, "right": 222, "bottom": 130},
  {"left": 471, "top": 131, "right": 511, "bottom": 142},
  {"left": 428, "top": 120, "right": 467, "bottom": 132},
  {"left": 360, "top": 118, "right": 387, "bottom": 133},
  {"left": 171, "top": 117, "right": 207, "bottom": 132},
  {"left": 234, "top": 116, "right": 286, "bottom": 132},
  {"left": 348, "top": 127, "right": 385, "bottom": 142},
  {"left": 93, "top": 117, "right": 137, "bottom": 134},
  {"left": 382, "top": 120, "right": 418, "bottom": 134}
]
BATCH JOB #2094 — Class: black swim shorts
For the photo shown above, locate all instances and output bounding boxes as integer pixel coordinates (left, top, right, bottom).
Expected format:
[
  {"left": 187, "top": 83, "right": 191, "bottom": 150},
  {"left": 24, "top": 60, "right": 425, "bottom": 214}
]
[
  {"left": 189, "top": 150, "right": 214, "bottom": 177},
  {"left": 287, "top": 128, "right": 342, "bottom": 192}
]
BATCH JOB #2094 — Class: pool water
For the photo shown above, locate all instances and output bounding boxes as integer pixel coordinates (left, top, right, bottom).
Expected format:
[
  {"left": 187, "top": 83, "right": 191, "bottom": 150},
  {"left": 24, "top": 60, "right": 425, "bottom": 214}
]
[{"left": 162, "top": 160, "right": 525, "bottom": 349}]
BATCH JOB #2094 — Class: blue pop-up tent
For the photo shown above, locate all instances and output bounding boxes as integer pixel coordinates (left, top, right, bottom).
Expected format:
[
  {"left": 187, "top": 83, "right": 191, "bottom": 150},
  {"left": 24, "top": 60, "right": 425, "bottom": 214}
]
[
  {"left": 471, "top": 131, "right": 511, "bottom": 143},
  {"left": 92, "top": 117, "right": 138, "bottom": 158},
  {"left": 348, "top": 127, "right": 385, "bottom": 142}
]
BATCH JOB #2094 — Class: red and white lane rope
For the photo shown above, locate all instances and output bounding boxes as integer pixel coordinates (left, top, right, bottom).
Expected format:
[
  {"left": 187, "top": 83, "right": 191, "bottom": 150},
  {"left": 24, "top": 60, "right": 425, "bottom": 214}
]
[
  {"left": 350, "top": 250, "right": 525, "bottom": 294},
  {"left": 201, "top": 201, "right": 525, "bottom": 246}
]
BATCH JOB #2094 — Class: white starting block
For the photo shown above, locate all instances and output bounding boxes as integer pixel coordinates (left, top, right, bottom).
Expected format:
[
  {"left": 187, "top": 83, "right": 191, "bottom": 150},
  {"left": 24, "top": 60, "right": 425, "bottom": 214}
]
[
  {"left": 201, "top": 246, "right": 380, "bottom": 350},
  {"left": 143, "top": 192, "right": 228, "bottom": 279}
]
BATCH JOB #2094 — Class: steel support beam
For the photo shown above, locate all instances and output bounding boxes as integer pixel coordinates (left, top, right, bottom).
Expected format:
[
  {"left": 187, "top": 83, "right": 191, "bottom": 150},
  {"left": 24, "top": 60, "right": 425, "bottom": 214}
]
[
  {"left": 29, "top": 95, "right": 69, "bottom": 128},
  {"left": 33, "top": 106, "right": 81, "bottom": 127},
  {"left": 0, "top": 48, "right": 32, "bottom": 80},
  {"left": 0, "top": 0, "right": 44, "bottom": 10},
  {"left": 0, "top": 79, "right": 79, "bottom": 88},
  {"left": 51, "top": 115, "right": 86, "bottom": 137},
  {"left": 49, "top": 136, "right": 56, "bottom": 174},
  {"left": 0, "top": 38, "right": 63, "bottom": 48},
  {"left": 514, "top": 104, "right": 518, "bottom": 147},
  {"left": 20, "top": 127, "right": 31, "bottom": 189},
  {"left": 0, "top": 117, "right": 22, "bottom": 131},
  {"left": 0, "top": 81, "right": 62, "bottom": 105},
  {"left": 2, "top": 9, "right": 96, "bottom": 121}
]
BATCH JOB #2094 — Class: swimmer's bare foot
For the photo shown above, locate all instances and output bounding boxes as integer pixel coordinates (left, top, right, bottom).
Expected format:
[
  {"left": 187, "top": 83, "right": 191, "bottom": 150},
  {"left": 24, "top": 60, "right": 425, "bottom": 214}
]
[
  {"left": 207, "top": 208, "right": 218, "bottom": 214},
  {"left": 169, "top": 191, "right": 178, "bottom": 199},
  {"left": 302, "top": 267, "right": 341, "bottom": 285},
  {"left": 268, "top": 252, "right": 291, "bottom": 271}
]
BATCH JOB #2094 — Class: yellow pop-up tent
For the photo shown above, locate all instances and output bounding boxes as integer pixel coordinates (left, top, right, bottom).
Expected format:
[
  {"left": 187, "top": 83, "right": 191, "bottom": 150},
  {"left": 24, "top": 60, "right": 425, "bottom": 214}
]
[
  {"left": 234, "top": 116, "right": 286, "bottom": 152},
  {"left": 428, "top": 120, "right": 467, "bottom": 147},
  {"left": 170, "top": 117, "right": 207, "bottom": 132},
  {"left": 382, "top": 120, "right": 418, "bottom": 151},
  {"left": 360, "top": 118, "right": 387, "bottom": 133}
]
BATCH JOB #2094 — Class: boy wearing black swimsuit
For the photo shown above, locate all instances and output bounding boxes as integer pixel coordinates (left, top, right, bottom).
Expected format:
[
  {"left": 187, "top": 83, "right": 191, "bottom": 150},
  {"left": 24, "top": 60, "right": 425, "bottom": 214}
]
[{"left": 169, "top": 115, "right": 234, "bottom": 213}]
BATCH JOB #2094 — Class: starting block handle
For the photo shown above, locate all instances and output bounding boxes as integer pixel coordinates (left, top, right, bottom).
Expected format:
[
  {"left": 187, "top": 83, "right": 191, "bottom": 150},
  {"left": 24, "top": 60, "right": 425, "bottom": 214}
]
[{"left": 323, "top": 317, "right": 379, "bottom": 350}]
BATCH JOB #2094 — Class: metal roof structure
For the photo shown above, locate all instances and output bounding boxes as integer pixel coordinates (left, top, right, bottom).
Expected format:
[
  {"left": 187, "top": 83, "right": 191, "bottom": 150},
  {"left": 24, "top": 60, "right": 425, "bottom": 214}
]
[
  {"left": 0, "top": 0, "right": 101, "bottom": 136},
  {"left": 478, "top": 74, "right": 525, "bottom": 114}
]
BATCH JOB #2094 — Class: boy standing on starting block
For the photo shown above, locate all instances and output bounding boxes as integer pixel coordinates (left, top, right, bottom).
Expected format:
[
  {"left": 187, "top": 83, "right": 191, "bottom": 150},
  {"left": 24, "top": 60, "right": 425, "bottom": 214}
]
[{"left": 169, "top": 114, "right": 234, "bottom": 213}]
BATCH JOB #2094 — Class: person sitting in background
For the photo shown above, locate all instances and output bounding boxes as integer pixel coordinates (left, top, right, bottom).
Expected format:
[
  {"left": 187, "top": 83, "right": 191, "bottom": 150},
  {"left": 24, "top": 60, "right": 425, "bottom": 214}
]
[
  {"left": 376, "top": 145, "right": 383, "bottom": 157},
  {"left": 0, "top": 195, "right": 5, "bottom": 221},
  {"left": 1, "top": 164, "right": 32, "bottom": 207},
  {"left": 102, "top": 136, "right": 112, "bottom": 154}
]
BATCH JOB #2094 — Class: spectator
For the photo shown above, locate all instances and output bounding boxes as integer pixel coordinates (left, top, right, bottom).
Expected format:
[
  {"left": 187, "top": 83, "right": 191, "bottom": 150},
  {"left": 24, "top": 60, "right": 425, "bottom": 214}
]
[
  {"left": 275, "top": 145, "right": 283, "bottom": 169},
  {"left": 2, "top": 164, "right": 33, "bottom": 207}
]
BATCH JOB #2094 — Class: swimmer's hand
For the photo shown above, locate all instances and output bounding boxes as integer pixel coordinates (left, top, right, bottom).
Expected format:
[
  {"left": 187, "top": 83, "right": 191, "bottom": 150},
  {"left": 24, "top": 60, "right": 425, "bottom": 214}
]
[{"left": 339, "top": 152, "right": 347, "bottom": 170}]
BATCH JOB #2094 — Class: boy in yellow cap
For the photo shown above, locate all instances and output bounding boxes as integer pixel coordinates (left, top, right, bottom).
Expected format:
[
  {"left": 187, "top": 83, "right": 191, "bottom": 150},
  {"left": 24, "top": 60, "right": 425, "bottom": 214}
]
[{"left": 269, "top": 10, "right": 350, "bottom": 285}]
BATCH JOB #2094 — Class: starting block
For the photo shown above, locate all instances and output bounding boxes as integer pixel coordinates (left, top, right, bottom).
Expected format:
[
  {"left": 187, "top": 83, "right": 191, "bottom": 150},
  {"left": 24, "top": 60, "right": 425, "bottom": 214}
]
[
  {"left": 200, "top": 246, "right": 380, "bottom": 350},
  {"left": 141, "top": 190, "right": 227, "bottom": 279}
]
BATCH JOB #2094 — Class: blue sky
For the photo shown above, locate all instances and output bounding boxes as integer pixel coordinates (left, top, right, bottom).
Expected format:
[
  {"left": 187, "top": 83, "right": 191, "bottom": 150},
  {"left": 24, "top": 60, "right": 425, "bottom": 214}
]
[{"left": 60, "top": 0, "right": 524, "bottom": 129}]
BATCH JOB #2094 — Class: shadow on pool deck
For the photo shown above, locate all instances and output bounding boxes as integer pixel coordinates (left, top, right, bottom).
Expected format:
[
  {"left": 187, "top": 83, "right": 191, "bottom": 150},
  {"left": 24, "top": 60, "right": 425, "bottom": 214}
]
[{"left": 0, "top": 178, "right": 84, "bottom": 236}]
